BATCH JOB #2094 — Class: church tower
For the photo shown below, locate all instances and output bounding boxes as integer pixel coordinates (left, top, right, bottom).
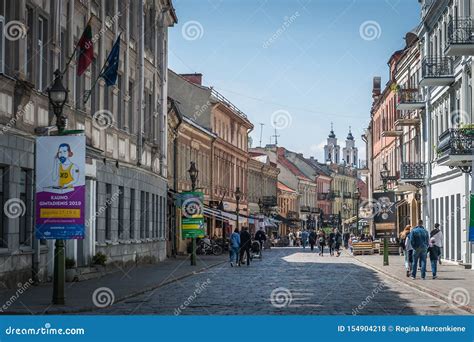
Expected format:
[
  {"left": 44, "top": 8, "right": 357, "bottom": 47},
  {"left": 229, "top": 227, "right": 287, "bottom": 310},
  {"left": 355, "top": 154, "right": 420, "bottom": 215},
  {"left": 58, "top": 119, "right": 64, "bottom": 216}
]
[
  {"left": 342, "top": 126, "right": 358, "bottom": 167},
  {"left": 324, "top": 123, "right": 340, "bottom": 164}
]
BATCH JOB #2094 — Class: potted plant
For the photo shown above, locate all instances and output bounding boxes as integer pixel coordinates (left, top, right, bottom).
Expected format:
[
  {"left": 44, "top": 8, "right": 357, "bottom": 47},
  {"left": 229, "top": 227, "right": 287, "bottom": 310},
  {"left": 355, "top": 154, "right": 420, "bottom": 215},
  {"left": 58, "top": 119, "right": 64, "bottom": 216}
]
[
  {"left": 65, "top": 258, "right": 77, "bottom": 282},
  {"left": 92, "top": 252, "right": 107, "bottom": 267}
]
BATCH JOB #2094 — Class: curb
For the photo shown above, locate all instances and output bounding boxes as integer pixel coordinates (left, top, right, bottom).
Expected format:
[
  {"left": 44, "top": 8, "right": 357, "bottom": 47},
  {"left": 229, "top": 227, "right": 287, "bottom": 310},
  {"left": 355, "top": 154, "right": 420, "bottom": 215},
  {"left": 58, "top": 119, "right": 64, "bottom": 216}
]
[
  {"left": 353, "top": 255, "right": 473, "bottom": 314},
  {"left": 4, "top": 259, "right": 227, "bottom": 315}
]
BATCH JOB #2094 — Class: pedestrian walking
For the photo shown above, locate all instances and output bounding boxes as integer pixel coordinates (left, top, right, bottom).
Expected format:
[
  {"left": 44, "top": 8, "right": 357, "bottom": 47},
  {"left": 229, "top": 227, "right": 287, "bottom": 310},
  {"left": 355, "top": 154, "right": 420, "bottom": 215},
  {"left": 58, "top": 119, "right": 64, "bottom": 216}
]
[
  {"left": 428, "top": 237, "right": 441, "bottom": 279},
  {"left": 229, "top": 228, "right": 240, "bottom": 267},
  {"left": 255, "top": 228, "right": 266, "bottom": 255},
  {"left": 288, "top": 231, "right": 295, "bottom": 247},
  {"left": 318, "top": 230, "right": 326, "bottom": 256},
  {"left": 334, "top": 229, "right": 342, "bottom": 257},
  {"left": 343, "top": 232, "right": 350, "bottom": 249},
  {"left": 409, "top": 220, "right": 429, "bottom": 279},
  {"left": 400, "top": 225, "right": 412, "bottom": 277},
  {"left": 308, "top": 229, "right": 317, "bottom": 251},
  {"left": 301, "top": 229, "right": 309, "bottom": 249},
  {"left": 430, "top": 223, "right": 443, "bottom": 265},
  {"left": 348, "top": 234, "right": 357, "bottom": 255},
  {"left": 239, "top": 227, "right": 252, "bottom": 266},
  {"left": 328, "top": 228, "right": 336, "bottom": 256}
]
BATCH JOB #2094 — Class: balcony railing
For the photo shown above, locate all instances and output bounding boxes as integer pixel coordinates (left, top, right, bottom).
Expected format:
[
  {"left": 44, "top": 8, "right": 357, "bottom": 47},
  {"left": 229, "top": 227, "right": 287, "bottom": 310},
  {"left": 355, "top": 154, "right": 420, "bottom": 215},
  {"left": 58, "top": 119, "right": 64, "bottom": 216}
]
[
  {"left": 331, "top": 190, "right": 340, "bottom": 198},
  {"left": 318, "top": 193, "right": 329, "bottom": 201},
  {"left": 446, "top": 17, "right": 474, "bottom": 55},
  {"left": 438, "top": 128, "right": 473, "bottom": 158},
  {"left": 397, "top": 88, "right": 425, "bottom": 110},
  {"left": 400, "top": 162, "right": 425, "bottom": 181},
  {"left": 420, "top": 56, "right": 454, "bottom": 86},
  {"left": 343, "top": 192, "right": 351, "bottom": 199},
  {"left": 300, "top": 205, "right": 311, "bottom": 213}
]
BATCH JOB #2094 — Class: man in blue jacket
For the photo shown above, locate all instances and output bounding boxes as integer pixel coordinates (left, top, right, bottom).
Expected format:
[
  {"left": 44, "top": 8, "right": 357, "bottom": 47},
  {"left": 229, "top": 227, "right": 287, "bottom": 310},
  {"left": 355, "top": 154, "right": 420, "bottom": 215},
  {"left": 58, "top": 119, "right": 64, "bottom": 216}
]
[{"left": 409, "top": 220, "right": 429, "bottom": 279}]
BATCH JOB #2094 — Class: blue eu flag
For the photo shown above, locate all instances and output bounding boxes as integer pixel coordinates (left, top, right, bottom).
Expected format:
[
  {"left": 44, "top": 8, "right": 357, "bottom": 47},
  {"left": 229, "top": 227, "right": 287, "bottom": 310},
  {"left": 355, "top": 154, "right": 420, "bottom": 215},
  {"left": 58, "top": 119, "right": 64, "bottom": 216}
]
[{"left": 101, "top": 35, "right": 120, "bottom": 86}]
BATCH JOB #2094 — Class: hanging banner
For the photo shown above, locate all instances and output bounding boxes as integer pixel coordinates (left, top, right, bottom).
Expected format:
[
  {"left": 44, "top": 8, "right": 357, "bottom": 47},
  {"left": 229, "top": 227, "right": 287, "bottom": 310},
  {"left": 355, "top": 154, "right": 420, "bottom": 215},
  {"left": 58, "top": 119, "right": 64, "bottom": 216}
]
[
  {"left": 373, "top": 191, "right": 397, "bottom": 238},
  {"left": 180, "top": 191, "right": 205, "bottom": 238},
  {"left": 35, "top": 136, "right": 86, "bottom": 239}
]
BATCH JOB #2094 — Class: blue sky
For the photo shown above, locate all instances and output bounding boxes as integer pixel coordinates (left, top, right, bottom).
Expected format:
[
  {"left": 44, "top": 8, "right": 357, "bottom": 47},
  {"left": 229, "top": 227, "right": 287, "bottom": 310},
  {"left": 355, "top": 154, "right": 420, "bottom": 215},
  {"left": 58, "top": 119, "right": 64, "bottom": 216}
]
[{"left": 168, "top": 0, "right": 421, "bottom": 162}]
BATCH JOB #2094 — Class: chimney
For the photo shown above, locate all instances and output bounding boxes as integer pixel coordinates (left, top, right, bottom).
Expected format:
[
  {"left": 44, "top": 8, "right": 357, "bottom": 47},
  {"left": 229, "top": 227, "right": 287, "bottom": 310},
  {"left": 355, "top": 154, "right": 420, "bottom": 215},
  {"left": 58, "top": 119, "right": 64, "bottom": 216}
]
[
  {"left": 372, "top": 76, "right": 381, "bottom": 97},
  {"left": 180, "top": 73, "right": 203, "bottom": 85}
]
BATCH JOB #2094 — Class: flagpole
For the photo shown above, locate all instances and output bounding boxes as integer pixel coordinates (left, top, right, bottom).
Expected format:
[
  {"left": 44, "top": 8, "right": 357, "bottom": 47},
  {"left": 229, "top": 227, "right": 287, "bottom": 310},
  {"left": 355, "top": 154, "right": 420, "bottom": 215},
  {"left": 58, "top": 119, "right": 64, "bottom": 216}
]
[
  {"left": 62, "top": 17, "right": 93, "bottom": 76},
  {"left": 83, "top": 32, "right": 122, "bottom": 104}
]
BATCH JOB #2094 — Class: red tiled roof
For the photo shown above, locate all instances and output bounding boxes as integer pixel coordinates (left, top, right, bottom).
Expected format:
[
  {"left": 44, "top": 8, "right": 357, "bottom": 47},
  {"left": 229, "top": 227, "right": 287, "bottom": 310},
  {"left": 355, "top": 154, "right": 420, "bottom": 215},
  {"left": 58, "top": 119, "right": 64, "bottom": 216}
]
[
  {"left": 278, "top": 182, "right": 296, "bottom": 193},
  {"left": 277, "top": 147, "right": 312, "bottom": 181}
]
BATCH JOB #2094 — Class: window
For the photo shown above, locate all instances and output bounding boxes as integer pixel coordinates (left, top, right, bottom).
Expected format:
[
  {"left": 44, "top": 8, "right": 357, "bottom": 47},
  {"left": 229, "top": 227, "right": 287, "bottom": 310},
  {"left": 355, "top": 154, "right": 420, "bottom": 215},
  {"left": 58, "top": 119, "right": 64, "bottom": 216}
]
[
  {"left": 140, "top": 191, "right": 145, "bottom": 239},
  {"left": 0, "top": 166, "right": 5, "bottom": 247},
  {"left": 105, "top": 184, "right": 112, "bottom": 240},
  {"left": 128, "top": 81, "right": 134, "bottom": 133},
  {"left": 25, "top": 7, "right": 34, "bottom": 81},
  {"left": 145, "top": 192, "right": 150, "bottom": 238},
  {"left": 91, "top": 56, "right": 100, "bottom": 114},
  {"left": 37, "top": 16, "right": 49, "bottom": 91},
  {"left": 118, "top": 0, "right": 127, "bottom": 29},
  {"left": 129, "top": 0, "right": 135, "bottom": 40},
  {"left": 118, "top": 186, "right": 124, "bottom": 239},
  {"left": 19, "top": 169, "right": 32, "bottom": 246},
  {"left": 0, "top": 15, "right": 4, "bottom": 74},
  {"left": 105, "top": 0, "right": 114, "bottom": 18},
  {"left": 117, "top": 75, "right": 123, "bottom": 129},
  {"left": 130, "top": 188, "right": 135, "bottom": 239}
]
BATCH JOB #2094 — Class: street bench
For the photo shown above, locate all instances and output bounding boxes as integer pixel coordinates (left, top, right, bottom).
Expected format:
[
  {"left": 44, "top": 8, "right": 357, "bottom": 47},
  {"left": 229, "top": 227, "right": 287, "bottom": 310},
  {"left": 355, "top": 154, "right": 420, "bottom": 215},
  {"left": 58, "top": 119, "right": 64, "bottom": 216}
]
[{"left": 352, "top": 242, "right": 374, "bottom": 255}]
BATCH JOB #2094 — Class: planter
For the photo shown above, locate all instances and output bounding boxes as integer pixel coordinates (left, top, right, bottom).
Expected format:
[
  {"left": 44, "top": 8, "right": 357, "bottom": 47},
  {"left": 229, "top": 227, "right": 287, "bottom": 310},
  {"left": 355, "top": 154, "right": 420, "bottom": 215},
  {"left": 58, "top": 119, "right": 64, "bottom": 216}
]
[{"left": 65, "top": 269, "right": 78, "bottom": 282}]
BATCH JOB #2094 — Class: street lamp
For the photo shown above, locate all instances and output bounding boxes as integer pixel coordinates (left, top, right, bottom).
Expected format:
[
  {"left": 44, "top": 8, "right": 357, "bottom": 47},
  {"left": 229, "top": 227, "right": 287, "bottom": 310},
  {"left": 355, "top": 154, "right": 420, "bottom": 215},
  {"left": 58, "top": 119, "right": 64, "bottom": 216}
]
[
  {"left": 47, "top": 69, "right": 68, "bottom": 305},
  {"left": 235, "top": 187, "right": 241, "bottom": 232},
  {"left": 47, "top": 69, "right": 68, "bottom": 133},
  {"left": 354, "top": 187, "right": 360, "bottom": 234},
  {"left": 188, "top": 162, "right": 198, "bottom": 266},
  {"left": 258, "top": 198, "right": 263, "bottom": 214},
  {"left": 379, "top": 162, "right": 395, "bottom": 266}
]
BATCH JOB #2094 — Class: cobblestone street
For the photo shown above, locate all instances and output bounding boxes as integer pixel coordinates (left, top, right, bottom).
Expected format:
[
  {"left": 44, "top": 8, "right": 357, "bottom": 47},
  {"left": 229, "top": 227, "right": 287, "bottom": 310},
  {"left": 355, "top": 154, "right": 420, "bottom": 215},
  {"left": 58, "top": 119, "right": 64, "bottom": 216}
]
[{"left": 93, "top": 248, "right": 467, "bottom": 315}]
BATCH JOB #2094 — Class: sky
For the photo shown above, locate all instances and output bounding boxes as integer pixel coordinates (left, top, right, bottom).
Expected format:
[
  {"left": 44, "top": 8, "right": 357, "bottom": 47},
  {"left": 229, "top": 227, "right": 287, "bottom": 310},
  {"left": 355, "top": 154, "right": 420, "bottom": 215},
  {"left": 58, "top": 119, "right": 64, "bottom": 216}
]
[{"left": 168, "top": 0, "right": 421, "bottom": 162}]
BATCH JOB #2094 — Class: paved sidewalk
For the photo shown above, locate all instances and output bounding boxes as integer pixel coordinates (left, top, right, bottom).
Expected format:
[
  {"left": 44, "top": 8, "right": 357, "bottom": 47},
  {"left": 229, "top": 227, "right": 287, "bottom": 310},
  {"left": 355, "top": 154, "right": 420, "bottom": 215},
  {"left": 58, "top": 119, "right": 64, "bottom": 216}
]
[
  {"left": 353, "top": 253, "right": 474, "bottom": 314},
  {"left": 0, "top": 254, "right": 226, "bottom": 314}
]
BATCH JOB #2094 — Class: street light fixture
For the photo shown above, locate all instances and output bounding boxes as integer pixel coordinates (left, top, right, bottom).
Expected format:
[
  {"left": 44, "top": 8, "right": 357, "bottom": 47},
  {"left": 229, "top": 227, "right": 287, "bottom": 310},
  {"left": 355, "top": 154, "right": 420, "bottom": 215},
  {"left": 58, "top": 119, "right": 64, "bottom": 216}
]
[
  {"left": 47, "top": 69, "right": 68, "bottom": 133},
  {"left": 235, "top": 187, "right": 241, "bottom": 232},
  {"left": 379, "top": 162, "right": 395, "bottom": 266},
  {"left": 47, "top": 69, "right": 69, "bottom": 306},
  {"left": 187, "top": 162, "right": 198, "bottom": 266},
  {"left": 354, "top": 187, "right": 360, "bottom": 234}
]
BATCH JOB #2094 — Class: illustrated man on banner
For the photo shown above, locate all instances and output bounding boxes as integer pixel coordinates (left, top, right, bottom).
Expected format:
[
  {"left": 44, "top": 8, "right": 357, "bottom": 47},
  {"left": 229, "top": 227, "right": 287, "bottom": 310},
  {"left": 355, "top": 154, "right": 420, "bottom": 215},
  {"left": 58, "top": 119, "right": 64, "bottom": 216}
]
[{"left": 52, "top": 143, "right": 80, "bottom": 189}]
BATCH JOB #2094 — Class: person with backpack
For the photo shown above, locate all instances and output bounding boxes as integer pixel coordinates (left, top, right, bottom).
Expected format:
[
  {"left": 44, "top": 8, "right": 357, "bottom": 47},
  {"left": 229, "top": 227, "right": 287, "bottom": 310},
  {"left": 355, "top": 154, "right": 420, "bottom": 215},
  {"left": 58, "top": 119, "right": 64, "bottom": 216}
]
[
  {"left": 308, "top": 229, "right": 317, "bottom": 251},
  {"left": 430, "top": 223, "right": 443, "bottom": 265},
  {"left": 409, "top": 220, "right": 429, "bottom": 279},
  {"left": 328, "top": 228, "right": 337, "bottom": 256},
  {"left": 318, "top": 230, "right": 326, "bottom": 256},
  {"left": 229, "top": 228, "right": 240, "bottom": 267},
  {"left": 428, "top": 237, "right": 441, "bottom": 279}
]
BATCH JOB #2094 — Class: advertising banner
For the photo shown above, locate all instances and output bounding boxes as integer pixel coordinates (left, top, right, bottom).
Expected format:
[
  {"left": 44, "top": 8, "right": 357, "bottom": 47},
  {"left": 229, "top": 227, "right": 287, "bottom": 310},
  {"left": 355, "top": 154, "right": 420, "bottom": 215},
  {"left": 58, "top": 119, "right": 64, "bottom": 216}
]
[
  {"left": 373, "top": 191, "right": 397, "bottom": 238},
  {"left": 35, "top": 136, "right": 86, "bottom": 239},
  {"left": 180, "top": 191, "right": 205, "bottom": 238}
]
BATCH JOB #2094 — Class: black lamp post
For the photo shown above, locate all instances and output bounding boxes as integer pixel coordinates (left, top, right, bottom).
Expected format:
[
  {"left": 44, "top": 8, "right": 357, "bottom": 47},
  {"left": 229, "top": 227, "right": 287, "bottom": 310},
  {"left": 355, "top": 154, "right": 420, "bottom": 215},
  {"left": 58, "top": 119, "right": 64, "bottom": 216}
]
[
  {"left": 354, "top": 187, "right": 360, "bottom": 234},
  {"left": 48, "top": 69, "right": 68, "bottom": 133},
  {"left": 47, "top": 69, "right": 68, "bottom": 305},
  {"left": 188, "top": 162, "right": 198, "bottom": 266},
  {"left": 258, "top": 198, "right": 263, "bottom": 214},
  {"left": 235, "top": 187, "right": 241, "bottom": 232},
  {"left": 379, "top": 162, "right": 395, "bottom": 266}
]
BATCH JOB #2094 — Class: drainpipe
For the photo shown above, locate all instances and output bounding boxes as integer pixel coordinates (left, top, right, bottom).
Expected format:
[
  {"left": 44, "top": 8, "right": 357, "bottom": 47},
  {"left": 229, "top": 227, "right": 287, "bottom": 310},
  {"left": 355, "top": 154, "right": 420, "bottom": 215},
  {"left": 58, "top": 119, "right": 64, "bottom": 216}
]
[
  {"left": 137, "top": 0, "right": 144, "bottom": 165},
  {"left": 172, "top": 113, "right": 182, "bottom": 257}
]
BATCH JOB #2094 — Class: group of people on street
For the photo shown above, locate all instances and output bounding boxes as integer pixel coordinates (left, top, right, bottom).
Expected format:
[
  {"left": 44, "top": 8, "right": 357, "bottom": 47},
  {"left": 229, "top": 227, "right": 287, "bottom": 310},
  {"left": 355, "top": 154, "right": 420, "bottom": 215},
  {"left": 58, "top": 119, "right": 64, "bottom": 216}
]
[
  {"left": 299, "top": 228, "right": 343, "bottom": 256},
  {"left": 229, "top": 227, "right": 267, "bottom": 267},
  {"left": 398, "top": 220, "right": 443, "bottom": 280}
]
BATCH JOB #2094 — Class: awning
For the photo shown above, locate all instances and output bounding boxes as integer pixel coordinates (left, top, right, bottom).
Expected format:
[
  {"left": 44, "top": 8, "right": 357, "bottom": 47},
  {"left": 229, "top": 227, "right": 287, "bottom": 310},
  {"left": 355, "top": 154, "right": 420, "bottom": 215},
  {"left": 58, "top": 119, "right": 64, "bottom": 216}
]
[{"left": 203, "top": 207, "right": 230, "bottom": 221}]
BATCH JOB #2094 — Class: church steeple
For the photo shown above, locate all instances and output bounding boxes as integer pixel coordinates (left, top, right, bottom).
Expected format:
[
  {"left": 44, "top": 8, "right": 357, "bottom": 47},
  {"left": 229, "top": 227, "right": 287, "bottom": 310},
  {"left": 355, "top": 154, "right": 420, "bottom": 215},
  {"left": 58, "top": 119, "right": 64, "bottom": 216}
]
[
  {"left": 346, "top": 126, "right": 354, "bottom": 140},
  {"left": 328, "top": 122, "right": 336, "bottom": 138},
  {"left": 343, "top": 126, "right": 358, "bottom": 167},
  {"left": 324, "top": 122, "right": 340, "bottom": 164}
]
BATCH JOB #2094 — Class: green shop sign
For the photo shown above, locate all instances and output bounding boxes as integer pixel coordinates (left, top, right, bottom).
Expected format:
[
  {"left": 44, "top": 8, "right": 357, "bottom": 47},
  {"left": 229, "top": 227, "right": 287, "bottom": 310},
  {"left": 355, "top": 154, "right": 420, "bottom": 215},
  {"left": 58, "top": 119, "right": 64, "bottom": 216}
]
[{"left": 180, "top": 191, "right": 205, "bottom": 239}]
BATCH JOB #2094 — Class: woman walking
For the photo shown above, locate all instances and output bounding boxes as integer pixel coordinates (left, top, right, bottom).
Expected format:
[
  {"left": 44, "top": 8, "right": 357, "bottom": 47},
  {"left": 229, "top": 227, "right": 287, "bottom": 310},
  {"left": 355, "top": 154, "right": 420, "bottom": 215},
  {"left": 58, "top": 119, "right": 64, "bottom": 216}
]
[
  {"left": 318, "top": 230, "right": 326, "bottom": 256},
  {"left": 229, "top": 228, "right": 240, "bottom": 267},
  {"left": 400, "top": 225, "right": 413, "bottom": 277}
]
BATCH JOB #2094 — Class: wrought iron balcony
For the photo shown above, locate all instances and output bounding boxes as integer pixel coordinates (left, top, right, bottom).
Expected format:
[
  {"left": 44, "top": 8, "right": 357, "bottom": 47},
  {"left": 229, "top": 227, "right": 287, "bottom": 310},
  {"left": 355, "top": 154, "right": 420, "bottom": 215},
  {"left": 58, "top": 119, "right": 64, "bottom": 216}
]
[
  {"left": 445, "top": 17, "right": 474, "bottom": 56},
  {"left": 343, "top": 192, "right": 352, "bottom": 199},
  {"left": 396, "top": 88, "right": 425, "bottom": 110},
  {"left": 400, "top": 162, "right": 425, "bottom": 183},
  {"left": 419, "top": 56, "right": 455, "bottom": 86},
  {"left": 300, "top": 205, "right": 311, "bottom": 213},
  {"left": 318, "top": 192, "right": 329, "bottom": 201},
  {"left": 330, "top": 190, "right": 340, "bottom": 199},
  {"left": 437, "top": 128, "right": 474, "bottom": 168}
]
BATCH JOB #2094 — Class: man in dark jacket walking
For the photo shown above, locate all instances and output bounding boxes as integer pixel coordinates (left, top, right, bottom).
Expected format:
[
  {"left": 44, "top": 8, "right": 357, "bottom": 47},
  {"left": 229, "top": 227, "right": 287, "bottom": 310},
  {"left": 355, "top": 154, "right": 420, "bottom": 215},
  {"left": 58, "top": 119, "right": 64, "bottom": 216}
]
[{"left": 239, "top": 227, "right": 252, "bottom": 266}]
